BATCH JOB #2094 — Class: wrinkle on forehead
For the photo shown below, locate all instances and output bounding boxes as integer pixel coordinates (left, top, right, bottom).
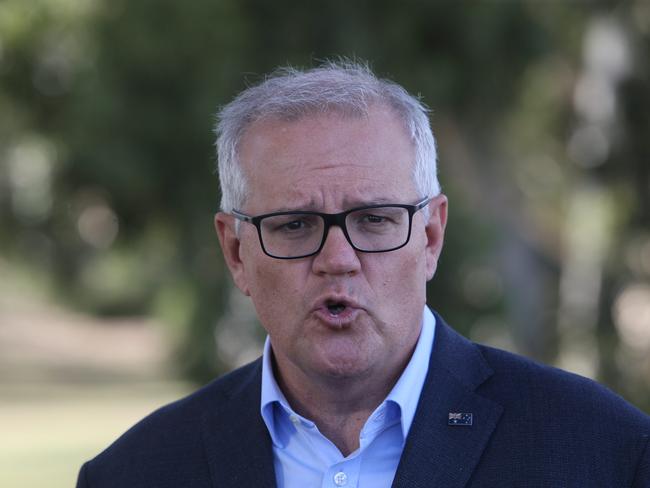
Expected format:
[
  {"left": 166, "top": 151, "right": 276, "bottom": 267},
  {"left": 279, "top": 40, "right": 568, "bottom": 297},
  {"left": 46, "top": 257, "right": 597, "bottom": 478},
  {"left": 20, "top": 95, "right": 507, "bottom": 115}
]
[
  {"left": 291, "top": 163, "right": 392, "bottom": 185},
  {"left": 270, "top": 179, "right": 415, "bottom": 213},
  {"left": 240, "top": 106, "right": 413, "bottom": 166},
  {"left": 239, "top": 106, "right": 417, "bottom": 213}
]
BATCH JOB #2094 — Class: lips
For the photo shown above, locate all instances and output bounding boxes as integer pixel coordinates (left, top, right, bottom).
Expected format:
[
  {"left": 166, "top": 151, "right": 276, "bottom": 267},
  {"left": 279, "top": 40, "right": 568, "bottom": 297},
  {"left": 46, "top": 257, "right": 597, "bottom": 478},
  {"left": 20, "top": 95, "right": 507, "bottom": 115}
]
[{"left": 311, "top": 295, "right": 363, "bottom": 327}]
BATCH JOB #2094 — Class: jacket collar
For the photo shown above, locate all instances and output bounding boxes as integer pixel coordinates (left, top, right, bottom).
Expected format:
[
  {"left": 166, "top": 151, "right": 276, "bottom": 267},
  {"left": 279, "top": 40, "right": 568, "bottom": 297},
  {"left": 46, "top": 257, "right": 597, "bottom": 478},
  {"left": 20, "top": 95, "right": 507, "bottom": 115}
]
[
  {"left": 199, "top": 312, "right": 503, "bottom": 488},
  {"left": 392, "top": 312, "right": 503, "bottom": 487},
  {"left": 201, "top": 360, "right": 277, "bottom": 488}
]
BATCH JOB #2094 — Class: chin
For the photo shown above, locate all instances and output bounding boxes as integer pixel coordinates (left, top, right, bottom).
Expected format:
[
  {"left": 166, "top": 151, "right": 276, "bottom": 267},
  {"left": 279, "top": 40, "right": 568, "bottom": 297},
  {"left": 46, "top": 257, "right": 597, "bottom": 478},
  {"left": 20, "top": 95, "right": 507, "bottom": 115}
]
[{"left": 310, "top": 351, "right": 374, "bottom": 381}]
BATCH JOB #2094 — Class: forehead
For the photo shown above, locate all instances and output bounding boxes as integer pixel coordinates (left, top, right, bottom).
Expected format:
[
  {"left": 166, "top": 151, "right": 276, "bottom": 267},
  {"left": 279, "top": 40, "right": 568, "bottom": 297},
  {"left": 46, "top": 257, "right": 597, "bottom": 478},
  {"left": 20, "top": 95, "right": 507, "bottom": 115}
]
[{"left": 238, "top": 106, "right": 418, "bottom": 212}]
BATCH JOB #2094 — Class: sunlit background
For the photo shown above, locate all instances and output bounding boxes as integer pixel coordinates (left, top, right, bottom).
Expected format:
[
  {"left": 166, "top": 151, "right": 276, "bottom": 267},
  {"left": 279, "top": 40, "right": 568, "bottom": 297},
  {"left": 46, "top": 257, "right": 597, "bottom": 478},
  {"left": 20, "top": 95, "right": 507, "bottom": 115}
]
[{"left": 1, "top": 1, "right": 649, "bottom": 486}]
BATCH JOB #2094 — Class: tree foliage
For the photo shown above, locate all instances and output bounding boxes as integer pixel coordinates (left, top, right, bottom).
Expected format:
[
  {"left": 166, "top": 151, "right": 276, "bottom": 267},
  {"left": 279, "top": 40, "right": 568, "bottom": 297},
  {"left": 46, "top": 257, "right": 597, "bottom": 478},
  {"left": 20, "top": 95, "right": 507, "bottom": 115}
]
[{"left": 1, "top": 0, "right": 648, "bottom": 410}]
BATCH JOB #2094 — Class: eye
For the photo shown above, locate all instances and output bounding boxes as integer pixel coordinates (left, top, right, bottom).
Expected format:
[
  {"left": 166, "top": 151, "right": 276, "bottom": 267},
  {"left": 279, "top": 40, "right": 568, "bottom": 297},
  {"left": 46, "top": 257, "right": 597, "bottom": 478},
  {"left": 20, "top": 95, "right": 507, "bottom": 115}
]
[
  {"left": 282, "top": 220, "right": 307, "bottom": 231},
  {"left": 356, "top": 212, "right": 394, "bottom": 226},
  {"left": 262, "top": 214, "right": 320, "bottom": 236},
  {"left": 348, "top": 208, "right": 405, "bottom": 234},
  {"left": 363, "top": 214, "right": 387, "bottom": 224}
]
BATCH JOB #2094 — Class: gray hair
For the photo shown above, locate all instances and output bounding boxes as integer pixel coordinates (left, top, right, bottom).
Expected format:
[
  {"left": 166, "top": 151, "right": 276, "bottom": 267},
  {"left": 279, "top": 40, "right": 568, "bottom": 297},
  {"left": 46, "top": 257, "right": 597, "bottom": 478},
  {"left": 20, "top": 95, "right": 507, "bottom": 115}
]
[{"left": 215, "top": 60, "right": 440, "bottom": 213}]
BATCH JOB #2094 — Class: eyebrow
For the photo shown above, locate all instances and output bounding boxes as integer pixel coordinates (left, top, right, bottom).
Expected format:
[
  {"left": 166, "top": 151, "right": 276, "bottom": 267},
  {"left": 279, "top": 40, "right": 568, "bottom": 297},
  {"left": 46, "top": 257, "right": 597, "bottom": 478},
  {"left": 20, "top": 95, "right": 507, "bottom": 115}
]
[{"left": 269, "top": 198, "right": 401, "bottom": 213}]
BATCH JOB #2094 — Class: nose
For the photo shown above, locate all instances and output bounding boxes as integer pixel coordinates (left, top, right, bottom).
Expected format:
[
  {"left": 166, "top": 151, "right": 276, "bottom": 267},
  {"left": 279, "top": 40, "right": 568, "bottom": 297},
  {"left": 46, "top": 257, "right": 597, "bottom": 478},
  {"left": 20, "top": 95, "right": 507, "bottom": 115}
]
[{"left": 311, "top": 225, "right": 361, "bottom": 276}]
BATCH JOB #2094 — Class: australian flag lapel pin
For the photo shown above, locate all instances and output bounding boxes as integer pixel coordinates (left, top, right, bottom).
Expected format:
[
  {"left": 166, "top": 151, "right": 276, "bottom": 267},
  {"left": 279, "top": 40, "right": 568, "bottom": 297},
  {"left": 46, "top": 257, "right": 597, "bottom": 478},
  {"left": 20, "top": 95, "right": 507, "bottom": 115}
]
[{"left": 448, "top": 412, "right": 473, "bottom": 426}]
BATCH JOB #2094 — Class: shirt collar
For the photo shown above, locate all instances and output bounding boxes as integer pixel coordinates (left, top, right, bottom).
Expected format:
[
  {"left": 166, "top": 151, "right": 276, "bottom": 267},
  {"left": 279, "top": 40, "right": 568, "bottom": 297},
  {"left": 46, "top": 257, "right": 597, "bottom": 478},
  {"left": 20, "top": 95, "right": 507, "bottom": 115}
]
[
  {"left": 260, "top": 305, "right": 436, "bottom": 447},
  {"left": 385, "top": 305, "right": 435, "bottom": 439},
  {"left": 260, "top": 337, "right": 292, "bottom": 447}
]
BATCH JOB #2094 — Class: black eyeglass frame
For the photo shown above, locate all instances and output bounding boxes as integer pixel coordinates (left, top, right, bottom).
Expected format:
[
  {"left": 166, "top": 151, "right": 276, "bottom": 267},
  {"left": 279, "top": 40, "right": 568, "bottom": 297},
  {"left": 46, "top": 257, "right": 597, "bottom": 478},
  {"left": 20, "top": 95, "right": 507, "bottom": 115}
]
[{"left": 231, "top": 196, "right": 432, "bottom": 260}]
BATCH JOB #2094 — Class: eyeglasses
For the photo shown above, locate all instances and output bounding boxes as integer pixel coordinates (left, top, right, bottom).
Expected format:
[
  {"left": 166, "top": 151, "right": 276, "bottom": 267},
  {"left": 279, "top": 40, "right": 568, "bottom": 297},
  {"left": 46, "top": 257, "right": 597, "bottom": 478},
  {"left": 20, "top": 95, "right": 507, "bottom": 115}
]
[{"left": 232, "top": 196, "right": 431, "bottom": 259}]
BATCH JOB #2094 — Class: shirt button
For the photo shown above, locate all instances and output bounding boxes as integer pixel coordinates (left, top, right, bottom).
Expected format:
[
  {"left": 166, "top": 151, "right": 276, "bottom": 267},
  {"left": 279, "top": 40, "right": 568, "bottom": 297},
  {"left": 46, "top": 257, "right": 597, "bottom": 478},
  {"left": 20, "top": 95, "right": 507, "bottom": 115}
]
[
  {"left": 289, "top": 414, "right": 300, "bottom": 426},
  {"left": 333, "top": 471, "right": 348, "bottom": 486}
]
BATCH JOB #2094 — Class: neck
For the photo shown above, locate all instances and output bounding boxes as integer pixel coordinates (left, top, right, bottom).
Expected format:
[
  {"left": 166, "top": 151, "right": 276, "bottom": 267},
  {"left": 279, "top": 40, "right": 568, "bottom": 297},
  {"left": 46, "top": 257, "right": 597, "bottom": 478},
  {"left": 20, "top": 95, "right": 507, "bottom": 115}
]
[{"left": 272, "top": 349, "right": 413, "bottom": 456}]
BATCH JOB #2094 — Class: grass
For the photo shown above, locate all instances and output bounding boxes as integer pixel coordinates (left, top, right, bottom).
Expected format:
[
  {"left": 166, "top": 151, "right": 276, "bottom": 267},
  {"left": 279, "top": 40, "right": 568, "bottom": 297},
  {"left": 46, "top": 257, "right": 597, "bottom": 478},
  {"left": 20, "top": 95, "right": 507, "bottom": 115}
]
[{"left": 0, "top": 381, "right": 190, "bottom": 488}]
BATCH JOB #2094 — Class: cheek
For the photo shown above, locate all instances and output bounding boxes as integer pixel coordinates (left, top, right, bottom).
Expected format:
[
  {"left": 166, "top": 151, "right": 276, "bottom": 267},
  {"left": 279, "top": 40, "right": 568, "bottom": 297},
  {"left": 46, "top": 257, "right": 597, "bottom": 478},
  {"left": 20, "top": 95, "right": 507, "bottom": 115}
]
[
  {"left": 371, "top": 249, "right": 427, "bottom": 301},
  {"left": 248, "top": 264, "right": 280, "bottom": 303},
  {"left": 246, "top": 260, "right": 306, "bottom": 317},
  {"left": 240, "top": 236, "right": 280, "bottom": 293}
]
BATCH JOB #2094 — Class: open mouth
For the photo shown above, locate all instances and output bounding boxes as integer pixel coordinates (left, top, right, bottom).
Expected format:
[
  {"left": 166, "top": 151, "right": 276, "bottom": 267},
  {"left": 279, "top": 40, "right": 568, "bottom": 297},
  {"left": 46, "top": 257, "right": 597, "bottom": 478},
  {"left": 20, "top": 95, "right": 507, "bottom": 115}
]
[
  {"left": 313, "top": 296, "right": 360, "bottom": 326},
  {"left": 326, "top": 301, "right": 347, "bottom": 316}
]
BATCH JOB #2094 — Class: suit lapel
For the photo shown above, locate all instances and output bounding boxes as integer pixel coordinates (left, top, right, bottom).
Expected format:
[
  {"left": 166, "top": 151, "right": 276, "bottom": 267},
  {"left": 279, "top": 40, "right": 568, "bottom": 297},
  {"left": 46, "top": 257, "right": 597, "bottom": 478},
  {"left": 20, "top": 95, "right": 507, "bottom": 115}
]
[
  {"left": 392, "top": 315, "right": 503, "bottom": 488},
  {"left": 198, "top": 315, "right": 501, "bottom": 488},
  {"left": 201, "top": 360, "right": 276, "bottom": 488}
]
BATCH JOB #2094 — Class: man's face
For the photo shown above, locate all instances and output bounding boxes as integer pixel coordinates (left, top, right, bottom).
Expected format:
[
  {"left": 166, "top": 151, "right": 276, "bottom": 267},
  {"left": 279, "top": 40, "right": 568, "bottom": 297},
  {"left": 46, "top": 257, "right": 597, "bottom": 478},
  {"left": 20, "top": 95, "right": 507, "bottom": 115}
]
[{"left": 216, "top": 106, "right": 447, "bottom": 387}]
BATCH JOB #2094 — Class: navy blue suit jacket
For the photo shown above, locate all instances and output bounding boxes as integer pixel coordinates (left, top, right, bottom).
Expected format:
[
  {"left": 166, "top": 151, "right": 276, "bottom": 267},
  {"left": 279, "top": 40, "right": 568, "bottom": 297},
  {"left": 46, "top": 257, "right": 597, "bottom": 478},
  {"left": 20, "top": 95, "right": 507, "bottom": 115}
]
[{"left": 77, "top": 315, "right": 650, "bottom": 487}]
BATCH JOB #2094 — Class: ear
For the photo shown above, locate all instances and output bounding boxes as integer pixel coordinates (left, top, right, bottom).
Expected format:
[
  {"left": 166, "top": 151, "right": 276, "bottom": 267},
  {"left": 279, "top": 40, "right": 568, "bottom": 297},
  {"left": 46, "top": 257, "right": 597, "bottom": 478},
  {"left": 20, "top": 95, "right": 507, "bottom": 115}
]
[
  {"left": 214, "top": 212, "right": 251, "bottom": 296},
  {"left": 423, "top": 194, "right": 448, "bottom": 281}
]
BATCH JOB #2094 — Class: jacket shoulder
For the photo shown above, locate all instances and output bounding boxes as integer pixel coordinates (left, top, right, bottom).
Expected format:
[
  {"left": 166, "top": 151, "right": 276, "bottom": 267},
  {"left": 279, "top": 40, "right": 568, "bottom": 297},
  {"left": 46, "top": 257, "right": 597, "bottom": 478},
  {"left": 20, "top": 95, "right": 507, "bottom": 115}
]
[
  {"left": 476, "top": 343, "right": 649, "bottom": 426},
  {"left": 472, "top": 344, "right": 650, "bottom": 485},
  {"left": 78, "top": 359, "right": 262, "bottom": 488},
  {"left": 104, "top": 358, "right": 261, "bottom": 446}
]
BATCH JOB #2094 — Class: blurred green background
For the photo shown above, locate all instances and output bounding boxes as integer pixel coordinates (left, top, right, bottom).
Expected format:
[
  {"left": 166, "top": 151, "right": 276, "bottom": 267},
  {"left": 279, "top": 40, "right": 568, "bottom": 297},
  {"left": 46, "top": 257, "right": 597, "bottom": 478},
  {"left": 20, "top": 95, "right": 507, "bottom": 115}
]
[{"left": 1, "top": 0, "right": 649, "bottom": 486}]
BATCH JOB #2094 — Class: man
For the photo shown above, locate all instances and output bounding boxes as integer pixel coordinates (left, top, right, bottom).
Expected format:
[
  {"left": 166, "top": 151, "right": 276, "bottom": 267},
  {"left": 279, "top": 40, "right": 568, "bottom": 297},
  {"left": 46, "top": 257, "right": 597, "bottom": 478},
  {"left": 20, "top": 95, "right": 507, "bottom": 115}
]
[{"left": 77, "top": 61, "right": 650, "bottom": 487}]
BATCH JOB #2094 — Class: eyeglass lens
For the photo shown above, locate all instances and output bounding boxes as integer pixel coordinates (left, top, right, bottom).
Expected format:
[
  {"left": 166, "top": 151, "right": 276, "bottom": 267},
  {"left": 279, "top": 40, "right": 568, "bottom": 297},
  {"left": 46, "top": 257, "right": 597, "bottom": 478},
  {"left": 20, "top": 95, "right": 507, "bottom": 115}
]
[{"left": 259, "top": 206, "right": 410, "bottom": 258}]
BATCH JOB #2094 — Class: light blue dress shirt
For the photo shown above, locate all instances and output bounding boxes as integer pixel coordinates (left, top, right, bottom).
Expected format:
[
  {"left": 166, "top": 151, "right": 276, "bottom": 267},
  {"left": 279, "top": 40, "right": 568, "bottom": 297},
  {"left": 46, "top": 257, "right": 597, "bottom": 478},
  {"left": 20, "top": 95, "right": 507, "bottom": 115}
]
[{"left": 260, "top": 306, "right": 436, "bottom": 488}]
